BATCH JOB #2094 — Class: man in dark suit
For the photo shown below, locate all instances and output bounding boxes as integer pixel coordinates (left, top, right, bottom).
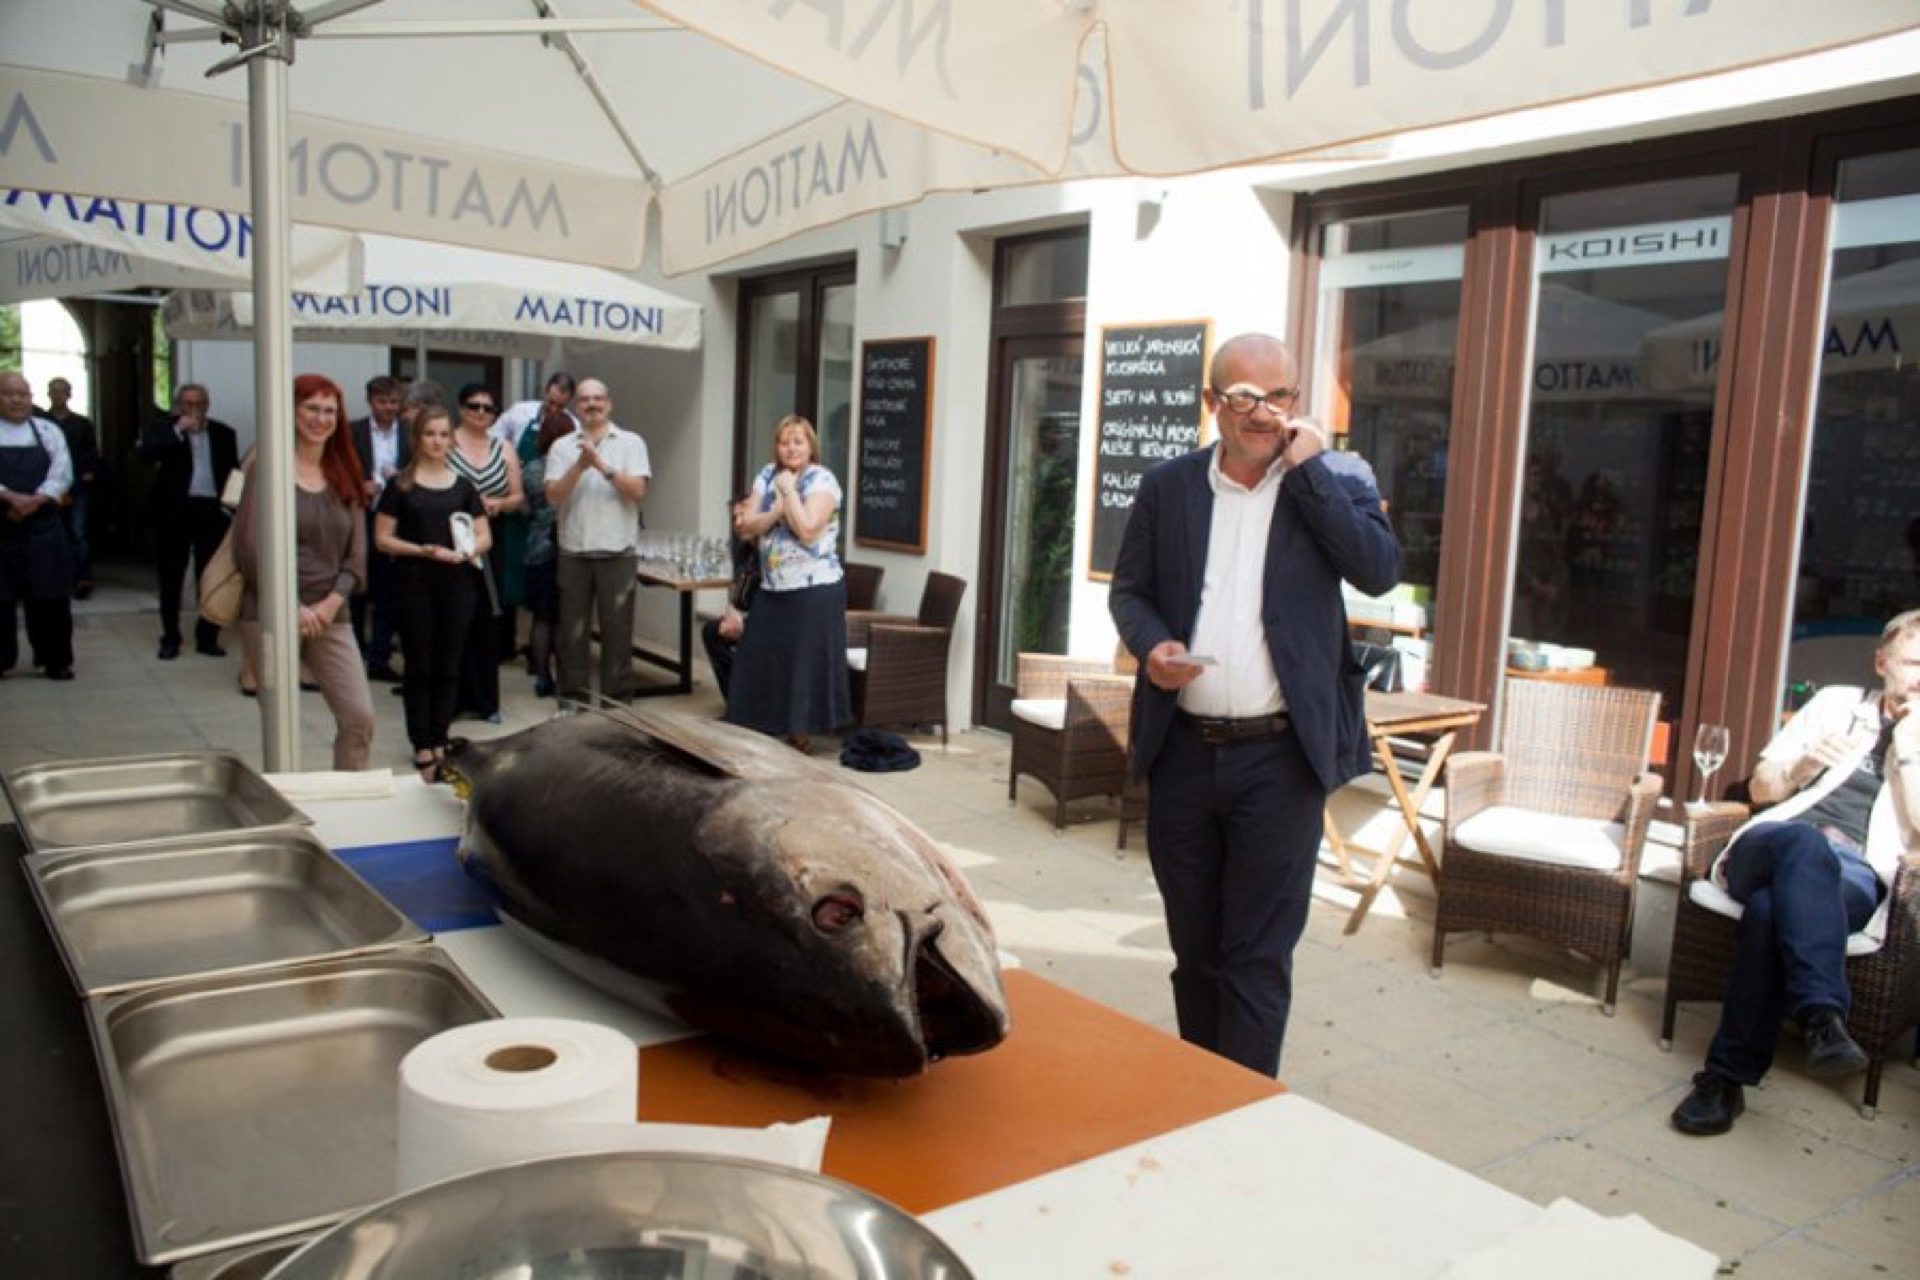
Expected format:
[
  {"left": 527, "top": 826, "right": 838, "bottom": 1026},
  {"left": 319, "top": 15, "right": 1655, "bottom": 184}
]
[
  {"left": 1110, "top": 332, "right": 1400, "bottom": 1076},
  {"left": 349, "top": 374, "right": 409, "bottom": 679},
  {"left": 137, "top": 383, "right": 237, "bottom": 660}
]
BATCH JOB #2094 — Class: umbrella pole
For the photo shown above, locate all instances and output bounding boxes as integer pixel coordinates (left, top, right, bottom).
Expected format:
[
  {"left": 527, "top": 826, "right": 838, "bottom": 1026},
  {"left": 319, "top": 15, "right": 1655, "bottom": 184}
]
[{"left": 247, "top": 15, "right": 299, "bottom": 771}]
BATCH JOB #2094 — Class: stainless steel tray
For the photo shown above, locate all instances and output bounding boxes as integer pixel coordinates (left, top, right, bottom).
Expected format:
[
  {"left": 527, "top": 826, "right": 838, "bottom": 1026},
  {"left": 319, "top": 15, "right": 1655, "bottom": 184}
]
[
  {"left": 2, "top": 752, "right": 310, "bottom": 853},
  {"left": 87, "top": 947, "right": 500, "bottom": 1266},
  {"left": 25, "top": 827, "right": 429, "bottom": 997}
]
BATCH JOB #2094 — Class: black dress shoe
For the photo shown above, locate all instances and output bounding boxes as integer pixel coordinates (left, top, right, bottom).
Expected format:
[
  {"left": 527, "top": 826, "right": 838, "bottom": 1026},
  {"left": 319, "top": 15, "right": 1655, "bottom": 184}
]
[
  {"left": 1670, "top": 1071, "right": 1744, "bottom": 1136},
  {"left": 1802, "top": 1008, "right": 1870, "bottom": 1077},
  {"left": 158, "top": 638, "right": 181, "bottom": 660},
  {"left": 366, "top": 663, "right": 401, "bottom": 683},
  {"left": 196, "top": 643, "right": 227, "bottom": 658},
  {"left": 45, "top": 667, "right": 74, "bottom": 681}
]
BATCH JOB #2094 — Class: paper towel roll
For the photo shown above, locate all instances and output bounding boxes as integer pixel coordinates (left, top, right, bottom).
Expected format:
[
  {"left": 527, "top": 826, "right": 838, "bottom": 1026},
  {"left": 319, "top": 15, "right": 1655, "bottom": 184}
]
[{"left": 397, "top": 1017, "right": 640, "bottom": 1191}]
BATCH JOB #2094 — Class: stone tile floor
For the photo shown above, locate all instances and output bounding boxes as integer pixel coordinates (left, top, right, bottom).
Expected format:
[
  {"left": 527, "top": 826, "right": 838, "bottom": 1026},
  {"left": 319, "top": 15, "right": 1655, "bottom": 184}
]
[{"left": 4, "top": 564, "right": 1915, "bottom": 1276}]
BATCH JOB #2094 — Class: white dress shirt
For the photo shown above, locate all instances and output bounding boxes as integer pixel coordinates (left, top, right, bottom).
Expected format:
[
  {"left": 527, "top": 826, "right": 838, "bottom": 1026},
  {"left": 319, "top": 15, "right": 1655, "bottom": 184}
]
[
  {"left": 1177, "top": 444, "right": 1287, "bottom": 718},
  {"left": 546, "top": 423, "right": 652, "bottom": 555},
  {"left": 184, "top": 425, "right": 217, "bottom": 498},
  {"left": 367, "top": 417, "right": 402, "bottom": 492}
]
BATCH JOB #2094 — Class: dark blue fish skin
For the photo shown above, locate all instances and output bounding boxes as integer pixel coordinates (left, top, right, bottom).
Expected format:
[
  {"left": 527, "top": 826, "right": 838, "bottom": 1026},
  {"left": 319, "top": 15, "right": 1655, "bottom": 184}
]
[{"left": 449, "top": 712, "right": 1009, "bottom": 1076}]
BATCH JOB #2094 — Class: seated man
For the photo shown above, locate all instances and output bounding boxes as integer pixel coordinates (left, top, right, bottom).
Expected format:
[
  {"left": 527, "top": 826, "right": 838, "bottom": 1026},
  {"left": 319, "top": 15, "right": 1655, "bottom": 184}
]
[
  {"left": 700, "top": 489, "right": 759, "bottom": 700},
  {"left": 1672, "top": 609, "right": 1920, "bottom": 1136}
]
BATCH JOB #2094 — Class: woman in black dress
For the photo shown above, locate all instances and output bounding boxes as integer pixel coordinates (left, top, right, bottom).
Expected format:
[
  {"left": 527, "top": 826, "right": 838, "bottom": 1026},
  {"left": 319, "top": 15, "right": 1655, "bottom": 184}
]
[{"left": 374, "top": 405, "right": 491, "bottom": 781}]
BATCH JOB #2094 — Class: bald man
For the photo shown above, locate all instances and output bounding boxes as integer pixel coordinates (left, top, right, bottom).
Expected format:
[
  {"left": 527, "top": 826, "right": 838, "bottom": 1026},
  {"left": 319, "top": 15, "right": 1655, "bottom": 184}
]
[
  {"left": 0, "top": 372, "right": 77, "bottom": 679},
  {"left": 1110, "top": 333, "right": 1400, "bottom": 1076}
]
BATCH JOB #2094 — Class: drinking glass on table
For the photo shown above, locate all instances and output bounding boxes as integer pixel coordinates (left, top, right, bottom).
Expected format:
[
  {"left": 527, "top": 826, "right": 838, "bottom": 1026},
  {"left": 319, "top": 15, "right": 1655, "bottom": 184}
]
[{"left": 1691, "top": 723, "right": 1730, "bottom": 806}]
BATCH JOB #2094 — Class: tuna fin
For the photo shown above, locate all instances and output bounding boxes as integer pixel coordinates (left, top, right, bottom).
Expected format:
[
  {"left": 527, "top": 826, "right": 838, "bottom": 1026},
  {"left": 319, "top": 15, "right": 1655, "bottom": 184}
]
[{"left": 584, "top": 703, "right": 846, "bottom": 784}]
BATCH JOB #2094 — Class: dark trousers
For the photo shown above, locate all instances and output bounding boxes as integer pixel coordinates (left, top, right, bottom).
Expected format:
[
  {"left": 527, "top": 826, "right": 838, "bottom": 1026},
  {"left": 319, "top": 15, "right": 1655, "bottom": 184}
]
[
  {"left": 1705, "top": 821, "right": 1883, "bottom": 1085},
  {"left": 393, "top": 564, "right": 479, "bottom": 752},
  {"left": 1145, "top": 714, "right": 1328, "bottom": 1076},
  {"left": 0, "top": 596, "right": 73, "bottom": 672},
  {"left": 66, "top": 488, "right": 91, "bottom": 584},
  {"left": 453, "top": 568, "right": 500, "bottom": 718},
  {"left": 701, "top": 617, "right": 739, "bottom": 699},
  {"left": 155, "top": 498, "right": 229, "bottom": 648}
]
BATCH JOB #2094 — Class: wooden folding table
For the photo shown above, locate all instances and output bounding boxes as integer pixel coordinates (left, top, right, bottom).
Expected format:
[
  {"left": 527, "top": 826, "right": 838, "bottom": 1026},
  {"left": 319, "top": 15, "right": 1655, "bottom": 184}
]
[{"left": 1324, "top": 689, "right": 1486, "bottom": 934}]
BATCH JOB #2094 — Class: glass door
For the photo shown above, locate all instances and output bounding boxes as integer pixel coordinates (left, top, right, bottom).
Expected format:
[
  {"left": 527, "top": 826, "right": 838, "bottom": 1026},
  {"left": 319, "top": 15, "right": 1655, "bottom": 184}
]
[
  {"left": 1507, "top": 174, "right": 1738, "bottom": 771},
  {"left": 974, "top": 230, "right": 1087, "bottom": 730},
  {"left": 1311, "top": 207, "right": 1468, "bottom": 690},
  {"left": 1784, "top": 147, "right": 1920, "bottom": 701},
  {"left": 735, "top": 264, "right": 856, "bottom": 525},
  {"left": 988, "top": 340, "right": 1084, "bottom": 726}
]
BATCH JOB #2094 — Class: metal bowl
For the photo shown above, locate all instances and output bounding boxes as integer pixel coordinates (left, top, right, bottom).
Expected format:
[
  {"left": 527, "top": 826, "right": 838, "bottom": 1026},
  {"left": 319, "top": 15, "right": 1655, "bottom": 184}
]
[{"left": 265, "top": 1152, "right": 974, "bottom": 1280}]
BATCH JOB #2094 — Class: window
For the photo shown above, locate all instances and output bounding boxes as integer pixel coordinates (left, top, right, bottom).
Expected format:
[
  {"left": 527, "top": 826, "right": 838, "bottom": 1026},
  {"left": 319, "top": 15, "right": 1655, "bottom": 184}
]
[
  {"left": 1506, "top": 175, "right": 1736, "bottom": 762},
  {"left": 1785, "top": 147, "right": 1920, "bottom": 698},
  {"left": 1311, "top": 207, "right": 1468, "bottom": 686}
]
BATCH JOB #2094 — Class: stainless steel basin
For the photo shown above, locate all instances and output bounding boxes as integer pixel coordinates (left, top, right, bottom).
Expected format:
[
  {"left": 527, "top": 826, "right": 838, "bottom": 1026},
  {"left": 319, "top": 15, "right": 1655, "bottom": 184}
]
[
  {"left": 266, "top": 1152, "right": 973, "bottom": 1279},
  {"left": 89, "top": 948, "right": 499, "bottom": 1265},
  {"left": 3, "top": 752, "right": 310, "bottom": 852},
  {"left": 26, "top": 826, "right": 428, "bottom": 996}
]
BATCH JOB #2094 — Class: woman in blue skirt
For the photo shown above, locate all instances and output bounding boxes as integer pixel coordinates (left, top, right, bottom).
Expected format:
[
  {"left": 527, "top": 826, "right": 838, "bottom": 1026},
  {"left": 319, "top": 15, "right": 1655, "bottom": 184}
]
[{"left": 724, "top": 414, "right": 850, "bottom": 752}]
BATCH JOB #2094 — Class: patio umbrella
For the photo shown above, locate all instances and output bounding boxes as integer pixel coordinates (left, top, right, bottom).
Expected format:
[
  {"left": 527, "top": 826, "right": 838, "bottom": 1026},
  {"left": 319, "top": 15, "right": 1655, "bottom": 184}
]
[
  {"left": 160, "top": 233, "right": 702, "bottom": 355},
  {"left": 1, "top": 189, "right": 360, "bottom": 303}
]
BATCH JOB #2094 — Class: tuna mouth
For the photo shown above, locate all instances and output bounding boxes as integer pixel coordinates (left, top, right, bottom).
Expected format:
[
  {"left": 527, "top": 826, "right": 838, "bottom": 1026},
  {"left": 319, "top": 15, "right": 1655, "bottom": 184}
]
[{"left": 912, "top": 929, "right": 1003, "bottom": 1060}]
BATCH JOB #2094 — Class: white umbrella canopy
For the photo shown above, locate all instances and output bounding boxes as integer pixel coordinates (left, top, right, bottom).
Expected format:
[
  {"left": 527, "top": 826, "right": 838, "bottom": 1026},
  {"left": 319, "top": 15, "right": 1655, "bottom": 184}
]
[
  {"left": 10, "top": 1, "right": 1912, "bottom": 276},
  {"left": 0, "top": 189, "right": 360, "bottom": 303},
  {"left": 0, "top": 0, "right": 1072, "bottom": 275},
  {"left": 162, "top": 233, "right": 702, "bottom": 354}
]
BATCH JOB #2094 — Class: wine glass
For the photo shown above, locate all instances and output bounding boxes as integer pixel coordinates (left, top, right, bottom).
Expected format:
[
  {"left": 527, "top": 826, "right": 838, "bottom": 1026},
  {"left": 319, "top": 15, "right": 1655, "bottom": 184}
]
[{"left": 1691, "top": 723, "right": 1730, "bottom": 807}]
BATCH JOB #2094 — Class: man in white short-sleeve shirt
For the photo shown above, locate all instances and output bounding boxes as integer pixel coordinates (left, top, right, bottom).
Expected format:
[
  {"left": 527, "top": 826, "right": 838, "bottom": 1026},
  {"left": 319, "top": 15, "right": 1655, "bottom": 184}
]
[{"left": 544, "top": 378, "right": 650, "bottom": 700}]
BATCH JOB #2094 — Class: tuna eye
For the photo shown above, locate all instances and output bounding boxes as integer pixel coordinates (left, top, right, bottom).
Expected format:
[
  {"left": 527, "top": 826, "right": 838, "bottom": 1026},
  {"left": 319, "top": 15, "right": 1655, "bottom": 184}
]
[{"left": 812, "top": 891, "right": 865, "bottom": 933}]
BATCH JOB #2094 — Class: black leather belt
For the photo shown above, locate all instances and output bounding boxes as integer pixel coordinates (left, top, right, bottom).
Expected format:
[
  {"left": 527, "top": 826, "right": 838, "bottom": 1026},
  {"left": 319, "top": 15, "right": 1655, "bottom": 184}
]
[{"left": 1178, "top": 709, "right": 1290, "bottom": 746}]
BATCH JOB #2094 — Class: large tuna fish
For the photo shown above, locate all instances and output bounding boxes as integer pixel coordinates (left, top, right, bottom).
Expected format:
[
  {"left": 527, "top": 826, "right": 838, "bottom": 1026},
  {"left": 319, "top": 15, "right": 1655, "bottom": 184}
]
[{"left": 444, "top": 707, "right": 1010, "bottom": 1077}]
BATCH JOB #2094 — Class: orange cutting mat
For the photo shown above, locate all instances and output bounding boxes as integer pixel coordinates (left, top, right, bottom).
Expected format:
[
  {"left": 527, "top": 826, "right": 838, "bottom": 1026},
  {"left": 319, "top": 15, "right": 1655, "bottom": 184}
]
[{"left": 633, "top": 968, "right": 1286, "bottom": 1214}]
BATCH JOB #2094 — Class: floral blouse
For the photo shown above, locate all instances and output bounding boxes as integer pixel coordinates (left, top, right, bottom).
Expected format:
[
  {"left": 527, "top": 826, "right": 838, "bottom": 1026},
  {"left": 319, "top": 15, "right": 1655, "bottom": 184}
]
[{"left": 752, "top": 463, "right": 842, "bottom": 592}]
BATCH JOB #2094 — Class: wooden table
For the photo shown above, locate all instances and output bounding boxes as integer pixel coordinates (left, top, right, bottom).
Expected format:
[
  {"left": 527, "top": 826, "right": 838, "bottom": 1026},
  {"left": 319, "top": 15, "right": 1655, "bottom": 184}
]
[
  {"left": 630, "top": 562, "right": 728, "bottom": 697},
  {"left": 1325, "top": 689, "right": 1486, "bottom": 934}
]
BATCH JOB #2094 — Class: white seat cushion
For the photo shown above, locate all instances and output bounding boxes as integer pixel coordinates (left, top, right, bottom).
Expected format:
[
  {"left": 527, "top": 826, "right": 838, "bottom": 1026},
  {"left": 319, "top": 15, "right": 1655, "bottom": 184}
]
[
  {"left": 1685, "top": 879, "right": 1883, "bottom": 956},
  {"left": 845, "top": 647, "right": 868, "bottom": 672},
  {"left": 1452, "top": 805, "right": 1626, "bottom": 871},
  {"left": 1010, "top": 698, "right": 1068, "bottom": 731}
]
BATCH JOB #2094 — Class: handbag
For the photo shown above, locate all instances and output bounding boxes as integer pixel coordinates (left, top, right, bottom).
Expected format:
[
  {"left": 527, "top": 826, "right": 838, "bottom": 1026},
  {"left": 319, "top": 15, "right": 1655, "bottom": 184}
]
[{"left": 198, "top": 528, "right": 244, "bottom": 627}]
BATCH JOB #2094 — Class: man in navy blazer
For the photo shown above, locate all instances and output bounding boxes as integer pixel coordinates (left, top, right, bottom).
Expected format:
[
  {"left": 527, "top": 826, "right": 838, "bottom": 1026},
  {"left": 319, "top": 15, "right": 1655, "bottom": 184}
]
[{"left": 1111, "top": 332, "right": 1400, "bottom": 1075}]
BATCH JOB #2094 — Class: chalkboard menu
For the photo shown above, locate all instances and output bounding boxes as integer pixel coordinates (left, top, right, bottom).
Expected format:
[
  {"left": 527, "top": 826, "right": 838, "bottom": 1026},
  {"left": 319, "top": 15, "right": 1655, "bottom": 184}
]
[
  {"left": 1089, "top": 319, "right": 1211, "bottom": 578},
  {"left": 855, "top": 337, "right": 934, "bottom": 553}
]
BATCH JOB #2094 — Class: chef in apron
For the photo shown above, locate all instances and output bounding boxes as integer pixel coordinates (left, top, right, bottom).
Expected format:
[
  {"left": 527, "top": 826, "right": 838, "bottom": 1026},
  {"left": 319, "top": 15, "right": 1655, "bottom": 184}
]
[{"left": 0, "top": 372, "right": 76, "bottom": 680}]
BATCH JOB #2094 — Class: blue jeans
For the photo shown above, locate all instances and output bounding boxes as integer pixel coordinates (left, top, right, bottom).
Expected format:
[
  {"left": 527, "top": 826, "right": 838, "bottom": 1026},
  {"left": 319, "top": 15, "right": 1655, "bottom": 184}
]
[{"left": 1704, "top": 821, "right": 1882, "bottom": 1084}]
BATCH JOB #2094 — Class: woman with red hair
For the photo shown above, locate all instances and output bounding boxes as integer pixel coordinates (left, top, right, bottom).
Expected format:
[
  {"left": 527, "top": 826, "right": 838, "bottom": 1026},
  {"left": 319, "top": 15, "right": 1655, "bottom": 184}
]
[{"left": 232, "top": 374, "right": 376, "bottom": 769}]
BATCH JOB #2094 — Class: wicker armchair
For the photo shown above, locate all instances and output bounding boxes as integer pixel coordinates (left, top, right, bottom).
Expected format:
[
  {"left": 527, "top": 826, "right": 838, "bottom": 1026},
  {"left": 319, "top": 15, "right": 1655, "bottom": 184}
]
[
  {"left": 1661, "top": 800, "right": 1920, "bottom": 1115},
  {"left": 843, "top": 561, "right": 883, "bottom": 612},
  {"left": 846, "top": 571, "right": 966, "bottom": 745},
  {"left": 1008, "top": 654, "right": 1134, "bottom": 829},
  {"left": 1431, "top": 680, "right": 1664, "bottom": 1013}
]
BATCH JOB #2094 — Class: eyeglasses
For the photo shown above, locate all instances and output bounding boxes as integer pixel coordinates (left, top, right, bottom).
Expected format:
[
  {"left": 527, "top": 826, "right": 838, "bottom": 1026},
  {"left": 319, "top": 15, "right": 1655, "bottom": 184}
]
[
  {"left": 1211, "top": 386, "right": 1299, "bottom": 416},
  {"left": 462, "top": 401, "right": 498, "bottom": 414}
]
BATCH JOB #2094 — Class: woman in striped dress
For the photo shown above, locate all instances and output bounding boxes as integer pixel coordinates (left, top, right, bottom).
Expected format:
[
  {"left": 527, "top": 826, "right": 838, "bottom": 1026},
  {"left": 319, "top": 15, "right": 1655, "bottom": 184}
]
[{"left": 448, "top": 382, "right": 523, "bottom": 722}]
